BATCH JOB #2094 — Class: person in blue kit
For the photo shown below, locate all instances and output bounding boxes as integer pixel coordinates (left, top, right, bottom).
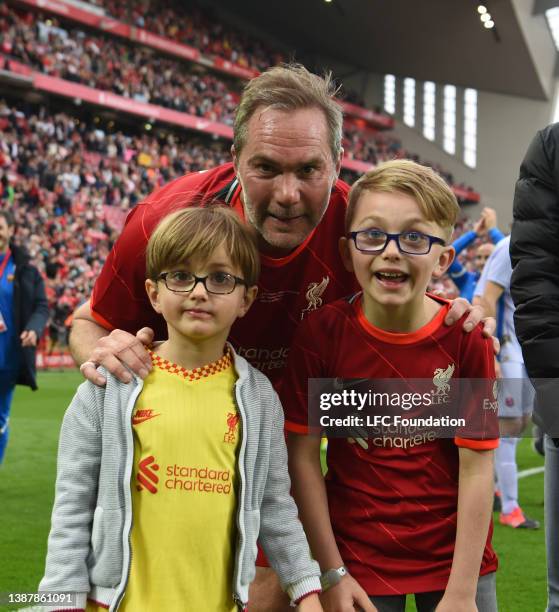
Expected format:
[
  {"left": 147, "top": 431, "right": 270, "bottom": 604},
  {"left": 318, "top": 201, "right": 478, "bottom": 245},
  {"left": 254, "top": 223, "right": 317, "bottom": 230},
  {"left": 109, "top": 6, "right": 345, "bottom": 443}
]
[
  {"left": 448, "top": 207, "right": 504, "bottom": 301},
  {"left": 0, "top": 210, "right": 48, "bottom": 464}
]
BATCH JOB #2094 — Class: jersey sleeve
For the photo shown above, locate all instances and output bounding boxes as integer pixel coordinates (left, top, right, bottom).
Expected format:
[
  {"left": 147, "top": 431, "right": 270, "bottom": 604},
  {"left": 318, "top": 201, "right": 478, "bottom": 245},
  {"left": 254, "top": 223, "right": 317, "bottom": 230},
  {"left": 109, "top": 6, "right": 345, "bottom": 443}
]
[
  {"left": 455, "top": 323, "right": 499, "bottom": 449},
  {"left": 488, "top": 227, "right": 505, "bottom": 244},
  {"left": 448, "top": 231, "right": 476, "bottom": 286},
  {"left": 282, "top": 316, "right": 328, "bottom": 435},
  {"left": 452, "top": 230, "right": 477, "bottom": 256},
  {"left": 448, "top": 258, "right": 465, "bottom": 279},
  {"left": 485, "top": 240, "right": 512, "bottom": 289}
]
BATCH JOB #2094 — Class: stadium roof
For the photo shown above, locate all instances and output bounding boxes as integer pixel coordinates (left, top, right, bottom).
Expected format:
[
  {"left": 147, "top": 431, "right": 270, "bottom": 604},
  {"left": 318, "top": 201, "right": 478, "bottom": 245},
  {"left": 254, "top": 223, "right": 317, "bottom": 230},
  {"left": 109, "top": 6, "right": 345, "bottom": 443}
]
[{"left": 207, "top": 0, "right": 555, "bottom": 100}]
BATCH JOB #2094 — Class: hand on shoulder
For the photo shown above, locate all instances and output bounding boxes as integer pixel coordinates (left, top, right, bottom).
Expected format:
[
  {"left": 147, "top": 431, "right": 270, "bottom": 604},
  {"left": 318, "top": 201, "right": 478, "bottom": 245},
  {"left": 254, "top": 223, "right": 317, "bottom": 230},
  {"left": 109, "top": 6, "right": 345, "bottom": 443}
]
[
  {"left": 444, "top": 298, "right": 498, "bottom": 355},
  {"left": 80, "top": 327, "right": 154, "bottom": 386}
]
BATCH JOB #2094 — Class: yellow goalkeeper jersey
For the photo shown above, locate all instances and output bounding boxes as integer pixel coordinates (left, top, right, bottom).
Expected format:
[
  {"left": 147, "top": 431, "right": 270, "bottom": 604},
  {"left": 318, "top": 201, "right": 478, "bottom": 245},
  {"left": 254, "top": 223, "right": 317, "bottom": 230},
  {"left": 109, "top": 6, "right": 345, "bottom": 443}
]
[{"left": 87, "top": 348, "right": 240, "bottom": 612}]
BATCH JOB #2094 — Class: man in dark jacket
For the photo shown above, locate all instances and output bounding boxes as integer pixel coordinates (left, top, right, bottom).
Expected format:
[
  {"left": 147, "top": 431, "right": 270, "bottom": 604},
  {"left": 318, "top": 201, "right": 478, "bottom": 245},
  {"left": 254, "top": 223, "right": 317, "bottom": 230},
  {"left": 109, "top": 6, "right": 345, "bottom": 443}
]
[
  {"left": 510, "top": 123, "right": 559, "bottom": 612},
  {"left": 0, "top": 210, "right": 48, "bottom": 464}
]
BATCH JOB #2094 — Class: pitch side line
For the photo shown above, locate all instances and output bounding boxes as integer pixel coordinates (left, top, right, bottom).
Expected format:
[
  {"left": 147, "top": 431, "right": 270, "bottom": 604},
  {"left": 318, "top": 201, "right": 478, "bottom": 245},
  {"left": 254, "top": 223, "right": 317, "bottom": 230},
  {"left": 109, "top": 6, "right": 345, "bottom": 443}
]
[{"left": 518, "top": 466, "right": 545, "bottom": 479}]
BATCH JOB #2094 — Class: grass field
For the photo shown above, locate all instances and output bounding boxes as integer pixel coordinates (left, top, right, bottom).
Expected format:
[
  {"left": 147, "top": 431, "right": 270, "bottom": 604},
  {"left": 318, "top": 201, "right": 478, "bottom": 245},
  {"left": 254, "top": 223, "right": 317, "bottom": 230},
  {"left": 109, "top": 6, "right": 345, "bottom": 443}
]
[{"left": 0, "top": 371, "right": 547, "bottom": 611}]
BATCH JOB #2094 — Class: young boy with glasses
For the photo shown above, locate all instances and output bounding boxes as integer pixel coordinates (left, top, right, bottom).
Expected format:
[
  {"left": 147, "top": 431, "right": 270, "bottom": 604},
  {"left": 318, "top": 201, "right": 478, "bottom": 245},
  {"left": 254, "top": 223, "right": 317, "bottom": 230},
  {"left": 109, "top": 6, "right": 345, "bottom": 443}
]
[
  {"left": 284, "top": 160, "right": 499, "bottom": 612},
  {"left": 39, "top": 207, "right": 322, "bottom": 612}
]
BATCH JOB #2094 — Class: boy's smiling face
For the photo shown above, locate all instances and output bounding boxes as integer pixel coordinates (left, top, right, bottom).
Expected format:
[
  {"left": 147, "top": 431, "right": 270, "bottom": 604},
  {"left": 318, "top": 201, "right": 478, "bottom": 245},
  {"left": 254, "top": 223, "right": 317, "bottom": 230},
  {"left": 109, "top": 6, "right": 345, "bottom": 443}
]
[
  {"left": 145, "top": 243, "right": 257, "bottom": 346},
  {"left": 340, "top": 190, "right": 454, "bottom": 325}
]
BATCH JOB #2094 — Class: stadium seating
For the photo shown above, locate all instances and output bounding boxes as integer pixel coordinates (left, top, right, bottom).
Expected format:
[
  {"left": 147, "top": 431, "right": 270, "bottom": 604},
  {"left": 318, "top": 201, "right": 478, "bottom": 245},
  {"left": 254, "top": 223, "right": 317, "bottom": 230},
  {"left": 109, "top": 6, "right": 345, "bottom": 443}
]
[{"left": 0, "top": 3, "right": 478, "bottom": 202}]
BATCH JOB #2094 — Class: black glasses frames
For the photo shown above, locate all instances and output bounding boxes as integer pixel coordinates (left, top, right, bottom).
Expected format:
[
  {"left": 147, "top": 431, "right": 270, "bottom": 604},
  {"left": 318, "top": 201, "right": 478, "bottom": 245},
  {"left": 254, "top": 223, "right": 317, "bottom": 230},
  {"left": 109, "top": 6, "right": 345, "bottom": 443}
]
[
  {"left": 347, "top": 229, "right": 446, "bottom": 255},
  {"left": 157, "top": 272, "right": 247, "bottom": 295}
]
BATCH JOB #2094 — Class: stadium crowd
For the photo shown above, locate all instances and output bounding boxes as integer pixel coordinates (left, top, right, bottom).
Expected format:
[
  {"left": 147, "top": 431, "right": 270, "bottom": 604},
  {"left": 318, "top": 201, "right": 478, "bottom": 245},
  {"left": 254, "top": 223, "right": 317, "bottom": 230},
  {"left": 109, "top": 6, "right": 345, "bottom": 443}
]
[
  {"left": 82, "top": 0, "right": 374, "bottom": 110},
  {"left": 84, "top": 0, "right": 285, "bottom": 74},
  {"left": 0, "top": 4, "right": 472, "bottom": 187},
  {"left": 1, "top": 5, "right": 240, "bottom": 124},
  {"left": 343, "top": 125, "right": 458, "bottom": 185},
  {"left": 0, "top": 101, "right": 230, "bottom": 348},
  {"left": 82, "top": 0, "right": 368, "bottom": 107},
  {"left": 1, "top": 7, "right": 387, "bottom": 152}
]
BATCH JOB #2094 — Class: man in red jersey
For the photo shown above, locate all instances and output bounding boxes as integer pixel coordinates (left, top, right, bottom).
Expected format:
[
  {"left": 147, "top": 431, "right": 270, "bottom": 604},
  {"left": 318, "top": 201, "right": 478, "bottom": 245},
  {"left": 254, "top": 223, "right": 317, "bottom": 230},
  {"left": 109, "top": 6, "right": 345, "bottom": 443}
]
[{"left": 70, "top": 64, "right": 493, "bottom": 611}]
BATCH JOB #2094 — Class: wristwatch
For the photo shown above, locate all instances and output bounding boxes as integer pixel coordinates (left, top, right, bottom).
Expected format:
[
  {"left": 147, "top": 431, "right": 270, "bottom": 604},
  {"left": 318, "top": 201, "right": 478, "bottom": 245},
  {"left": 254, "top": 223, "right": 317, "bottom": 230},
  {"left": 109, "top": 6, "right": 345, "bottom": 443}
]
[{"left": 320, "top": 565, "right": 348, "bottom": 590}]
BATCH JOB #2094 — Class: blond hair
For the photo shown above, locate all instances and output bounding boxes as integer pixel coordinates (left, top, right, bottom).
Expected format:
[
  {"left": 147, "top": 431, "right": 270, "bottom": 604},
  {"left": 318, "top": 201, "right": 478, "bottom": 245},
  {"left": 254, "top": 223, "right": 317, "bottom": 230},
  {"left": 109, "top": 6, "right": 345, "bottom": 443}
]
[
  {"left": 234, "top": 63, "right": 343, "bottom": 161},
  {"left": 346, "top": 160, "right": 460, "bottom": 240},
  {"left": 146, "top": 206, "right": 260, "bottom": 285}
]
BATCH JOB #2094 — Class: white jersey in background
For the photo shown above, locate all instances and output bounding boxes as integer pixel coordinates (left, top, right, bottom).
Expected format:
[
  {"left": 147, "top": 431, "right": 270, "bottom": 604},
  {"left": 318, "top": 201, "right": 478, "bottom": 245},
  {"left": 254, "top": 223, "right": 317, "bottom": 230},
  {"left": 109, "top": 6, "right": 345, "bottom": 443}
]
[{"left": 474, "top": 236, "right": 523, "bottom": 364}]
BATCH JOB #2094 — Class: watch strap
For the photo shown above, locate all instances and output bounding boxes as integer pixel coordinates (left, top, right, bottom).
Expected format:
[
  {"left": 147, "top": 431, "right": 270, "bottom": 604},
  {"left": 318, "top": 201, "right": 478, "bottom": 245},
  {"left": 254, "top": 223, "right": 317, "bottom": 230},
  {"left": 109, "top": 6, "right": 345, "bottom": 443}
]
[{"left": 320, "top": 565, "right": 348, "bottom": 590}]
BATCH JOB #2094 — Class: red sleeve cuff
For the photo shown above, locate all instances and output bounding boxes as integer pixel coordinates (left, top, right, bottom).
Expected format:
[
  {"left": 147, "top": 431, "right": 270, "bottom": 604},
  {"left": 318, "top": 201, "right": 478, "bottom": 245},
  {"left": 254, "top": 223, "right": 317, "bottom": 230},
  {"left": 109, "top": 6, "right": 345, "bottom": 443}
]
[
  {"left": 285, "top": 420, "right": 310, "bottom": 434},
  {"left": 455, "top": 436, "right": 499, "bottom": 450},
  {"left": 293, "top": 589, "right": 322, "bottom": 605},
  {"left": 285, "top": 420, "right": 322, "bottom": 435},
  {"left": 90, "top": 307, "right": 116, "bottom": 331}
]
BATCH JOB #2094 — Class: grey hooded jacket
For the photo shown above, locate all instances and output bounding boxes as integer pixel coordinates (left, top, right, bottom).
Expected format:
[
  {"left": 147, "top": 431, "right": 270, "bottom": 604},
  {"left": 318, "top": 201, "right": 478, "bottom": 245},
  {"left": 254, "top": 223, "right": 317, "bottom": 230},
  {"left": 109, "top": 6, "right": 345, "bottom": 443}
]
[{"left": 39, "top": 349, "right": 320, "bottom": 610}]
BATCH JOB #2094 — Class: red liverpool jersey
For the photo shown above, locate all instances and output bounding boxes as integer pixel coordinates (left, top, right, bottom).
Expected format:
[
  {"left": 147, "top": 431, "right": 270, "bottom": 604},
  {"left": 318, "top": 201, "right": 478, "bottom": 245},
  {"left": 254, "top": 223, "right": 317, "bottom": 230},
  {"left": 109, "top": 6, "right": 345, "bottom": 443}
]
[
  {"left": 91, "top": 163, "right": 358, "bottom": 387},
  {"left": 283, "top": 294, "right": 499, "bottom": 595}
]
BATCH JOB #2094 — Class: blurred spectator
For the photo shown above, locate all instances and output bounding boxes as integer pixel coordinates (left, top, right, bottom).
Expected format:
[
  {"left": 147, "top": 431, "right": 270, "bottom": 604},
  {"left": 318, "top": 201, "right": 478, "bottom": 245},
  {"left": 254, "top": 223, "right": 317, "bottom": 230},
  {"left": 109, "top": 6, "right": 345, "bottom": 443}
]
[
  {"left": 0, "top": 209, "right": 48, "bottom": 464},
  {"left": 510, "top": 122, "right": 559, "bottom": 610},
  {"left": 447, "top": 207, "right": 504, "bottom": 301}
]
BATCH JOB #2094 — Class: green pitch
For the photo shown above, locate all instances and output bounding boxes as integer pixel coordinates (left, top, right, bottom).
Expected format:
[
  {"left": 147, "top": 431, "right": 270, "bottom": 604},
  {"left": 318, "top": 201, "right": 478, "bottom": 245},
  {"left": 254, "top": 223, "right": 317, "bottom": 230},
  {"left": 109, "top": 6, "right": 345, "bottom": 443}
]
[{"left": 0, "top": 372, "right": 547, "bottom": 611}]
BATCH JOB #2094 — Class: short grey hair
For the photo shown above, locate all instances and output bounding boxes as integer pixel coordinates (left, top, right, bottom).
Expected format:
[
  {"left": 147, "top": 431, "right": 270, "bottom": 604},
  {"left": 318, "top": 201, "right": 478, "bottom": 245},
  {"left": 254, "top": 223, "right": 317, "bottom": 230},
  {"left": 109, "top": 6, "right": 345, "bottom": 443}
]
[{"left": 233, "top": 63, "right": 343, "bottom": 161}]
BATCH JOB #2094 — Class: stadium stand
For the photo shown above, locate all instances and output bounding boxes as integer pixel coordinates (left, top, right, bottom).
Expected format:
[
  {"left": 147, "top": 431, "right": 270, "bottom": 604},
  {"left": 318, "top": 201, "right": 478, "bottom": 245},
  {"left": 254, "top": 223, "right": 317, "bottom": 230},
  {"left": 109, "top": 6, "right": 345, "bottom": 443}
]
[
  {"left": 1, "top": 5, "right": 240, "bottom": 123},
  {"left": 82, "top": 0, "right": 285, "bottom": 73},
  {"left": 0, "top": 3, "right": 479, "bottom": 203}
]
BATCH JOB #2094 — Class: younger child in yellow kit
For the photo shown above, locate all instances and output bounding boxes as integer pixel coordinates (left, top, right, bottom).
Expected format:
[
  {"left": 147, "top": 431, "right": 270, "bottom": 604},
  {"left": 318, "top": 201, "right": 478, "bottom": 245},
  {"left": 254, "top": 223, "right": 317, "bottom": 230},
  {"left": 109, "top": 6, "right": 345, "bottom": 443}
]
[{"left": 40, "top": 207, "right": 322, "bottom": 611}]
